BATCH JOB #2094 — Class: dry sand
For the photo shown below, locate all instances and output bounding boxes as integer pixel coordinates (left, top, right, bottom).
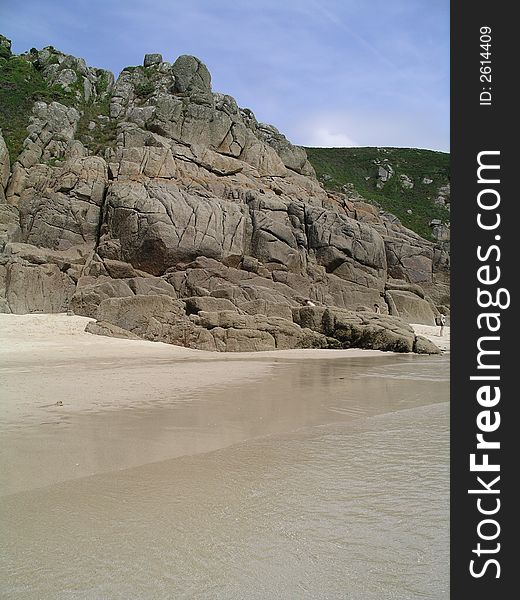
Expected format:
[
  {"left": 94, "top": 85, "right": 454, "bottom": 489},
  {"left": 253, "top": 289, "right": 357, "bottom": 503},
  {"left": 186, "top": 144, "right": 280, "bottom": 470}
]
[{"left": 1, "top": 312, "right": 390, "bottom": 362}]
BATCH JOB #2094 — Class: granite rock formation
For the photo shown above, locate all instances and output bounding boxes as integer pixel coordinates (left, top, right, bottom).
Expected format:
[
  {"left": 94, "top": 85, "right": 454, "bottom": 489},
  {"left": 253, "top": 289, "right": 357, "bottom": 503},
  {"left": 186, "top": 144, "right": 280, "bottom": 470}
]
[{"left": 0, "top": 40, "right": 449, "bottom": 352}]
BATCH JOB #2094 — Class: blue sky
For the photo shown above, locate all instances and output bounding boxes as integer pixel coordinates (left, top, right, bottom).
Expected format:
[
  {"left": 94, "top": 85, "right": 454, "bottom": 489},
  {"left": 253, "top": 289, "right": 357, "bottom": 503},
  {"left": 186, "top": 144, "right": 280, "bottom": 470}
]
[{"left": 1, "top": 0, "right": 449, "bottom": 151}]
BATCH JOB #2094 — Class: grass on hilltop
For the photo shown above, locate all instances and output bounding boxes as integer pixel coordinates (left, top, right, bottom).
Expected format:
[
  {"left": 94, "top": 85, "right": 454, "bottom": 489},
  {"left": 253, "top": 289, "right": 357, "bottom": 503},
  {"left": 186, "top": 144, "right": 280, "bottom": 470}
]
[
  {"left": 0, "top": 51, "right": 115, "bottom": 161},
  {"left": 305, "top": 146, "right": 450, "bottom": 240},
  {"left": 0, "top": 54, "right": 80, "bottom": 160}
]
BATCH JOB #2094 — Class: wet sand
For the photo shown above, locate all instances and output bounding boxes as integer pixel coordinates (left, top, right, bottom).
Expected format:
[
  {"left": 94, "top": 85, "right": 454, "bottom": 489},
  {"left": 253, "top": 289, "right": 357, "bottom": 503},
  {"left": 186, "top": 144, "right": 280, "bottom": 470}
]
[
  {"left": 1, "top": 403, "right": 449, "bottom": 600},
  {"left": 1, "top": 313, "right": 387, "bottom": 421},
  {"left": 1, "top": 313, "right": 445, "bottom": 495},
  {"left": 0, "top": 313, "right": 449, "bottom": 598}
]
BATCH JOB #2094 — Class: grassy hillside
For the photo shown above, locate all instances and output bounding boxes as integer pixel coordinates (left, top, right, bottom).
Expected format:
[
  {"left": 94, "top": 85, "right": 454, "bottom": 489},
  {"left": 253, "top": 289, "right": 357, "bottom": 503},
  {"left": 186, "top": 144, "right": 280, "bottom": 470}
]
[
  {"left": 305, "top": 147, "right": 450, "bottom": 240},
  {"left": 0, "top": 53, "right": 79, "bottom": 160},
  {"left": 0, "top": 39, "right": 114, "bottom": 161}
]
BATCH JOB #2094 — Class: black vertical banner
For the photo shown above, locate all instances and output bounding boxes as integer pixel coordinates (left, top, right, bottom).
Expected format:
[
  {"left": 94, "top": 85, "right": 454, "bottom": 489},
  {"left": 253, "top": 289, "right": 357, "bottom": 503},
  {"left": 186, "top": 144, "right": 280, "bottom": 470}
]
[{"left": 451, "top": 1, "right": 515, "bottom": 597}]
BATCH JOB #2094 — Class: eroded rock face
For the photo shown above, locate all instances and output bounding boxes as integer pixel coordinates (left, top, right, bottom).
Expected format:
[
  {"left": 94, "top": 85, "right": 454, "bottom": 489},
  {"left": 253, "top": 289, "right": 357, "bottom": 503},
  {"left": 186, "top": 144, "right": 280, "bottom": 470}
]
[
  {"left": 0, "top": 130, "right": 18, "bottom": 244},
  {"left": 89, "top": 293, "right": 431, "bottom": 353},
  {"left": 33, "top": 46, "right": 114, "bottom": 104},
  {"left": 85, "top": 320, "right": 142, "bottom": 340},
  {"left": 17, "top": 155, "right": 107, "bottom": 250},
  {"left": 305, "top": 205, "right": 387, "bottom": 286},
  {"left": 1, "top": 261, "right": 75, "bottom": 314},
  {"left": 0, "top": 45, "right": 448, "bottom": 352},
  {"left": 70, "top": 276, "right": 135, "bottom": 318},
  {"left": 0, "top": 130, "right": 9, "bottom": 198},
  {"left": 293, "top": 306, "right": 417, "bottom": 352},
  {"left": 100, "top": 180, "right": 249, "bottom": 273},
  {"left": 385, "top": 290, "right": 436, "bottom": 326}
]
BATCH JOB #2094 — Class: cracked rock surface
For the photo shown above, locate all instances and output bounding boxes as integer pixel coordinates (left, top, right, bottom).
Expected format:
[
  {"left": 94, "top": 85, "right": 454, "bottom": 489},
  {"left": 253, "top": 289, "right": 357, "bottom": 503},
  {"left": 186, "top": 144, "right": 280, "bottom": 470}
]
[{"left": 0, "top": 43, "right": 448, "bottom": 352}]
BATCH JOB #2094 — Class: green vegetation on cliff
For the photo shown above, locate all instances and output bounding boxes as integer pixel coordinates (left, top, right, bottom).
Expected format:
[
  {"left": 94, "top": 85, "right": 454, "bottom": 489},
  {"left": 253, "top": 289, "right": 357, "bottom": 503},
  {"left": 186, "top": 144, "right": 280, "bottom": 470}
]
[
  {"left": 0, "top": 54, "right": 78, "bottom": 159},
  {"left": 305, "top": 147, "right": 450, "bottom": 240},
  {"left": 75, "top": 95, "right": 117, "bottom": 156},
  {"left": 1, "top": 33, "right": 449, "bottom": 243},
  {"left": 0, "top": 40, "right": 114, "bottom": 160}
]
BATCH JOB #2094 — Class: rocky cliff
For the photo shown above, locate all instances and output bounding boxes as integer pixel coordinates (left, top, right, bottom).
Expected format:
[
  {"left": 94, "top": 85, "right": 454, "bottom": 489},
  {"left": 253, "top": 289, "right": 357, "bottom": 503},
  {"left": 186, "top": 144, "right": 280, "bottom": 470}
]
[{"left": 0, "top": 37, "right": 449, "bottom": 353}]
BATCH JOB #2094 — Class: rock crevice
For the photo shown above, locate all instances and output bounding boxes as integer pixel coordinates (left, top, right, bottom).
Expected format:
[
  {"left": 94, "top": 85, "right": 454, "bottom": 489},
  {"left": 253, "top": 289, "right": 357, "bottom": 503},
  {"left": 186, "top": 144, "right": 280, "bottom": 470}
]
[{"left": 0, "top": 42, "right": 449, "bottom": 352}]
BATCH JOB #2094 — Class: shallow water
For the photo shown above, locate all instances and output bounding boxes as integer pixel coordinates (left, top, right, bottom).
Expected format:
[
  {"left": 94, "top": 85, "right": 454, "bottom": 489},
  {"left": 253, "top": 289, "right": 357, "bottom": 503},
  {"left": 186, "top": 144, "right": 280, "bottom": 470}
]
[{"left": 0, "top": 354, "right": 449, "bottom": 599}]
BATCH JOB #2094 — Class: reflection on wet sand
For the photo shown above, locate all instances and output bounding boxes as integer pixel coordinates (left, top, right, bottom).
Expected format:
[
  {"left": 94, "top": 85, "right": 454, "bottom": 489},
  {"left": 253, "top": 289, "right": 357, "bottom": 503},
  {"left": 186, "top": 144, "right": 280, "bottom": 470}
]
[
  {"left": 1, "top": 401, "right": 449, "bottom": 600},
  {"left": 0, "top": 314, "right": 449, "bottom": 599},
  {"left": 1, "top": 354, "right": 447, "bottom": 495}
]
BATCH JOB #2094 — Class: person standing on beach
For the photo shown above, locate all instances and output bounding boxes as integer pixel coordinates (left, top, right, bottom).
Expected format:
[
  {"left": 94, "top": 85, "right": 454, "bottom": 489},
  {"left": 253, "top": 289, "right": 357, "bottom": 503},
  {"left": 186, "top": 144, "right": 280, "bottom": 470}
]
[{"left": 438, "top": 314, "right": 446, "bottom": 337}]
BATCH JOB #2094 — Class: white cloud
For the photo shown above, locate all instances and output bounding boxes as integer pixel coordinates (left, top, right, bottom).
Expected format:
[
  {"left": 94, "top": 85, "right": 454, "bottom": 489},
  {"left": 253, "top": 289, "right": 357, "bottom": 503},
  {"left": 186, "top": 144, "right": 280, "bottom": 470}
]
[
  {"left": 1, "top": 0, "right": 449, "bottom": 152},
  {"left": 303, "top": 126, "right": 358, "bottom": 148},
  {"left": 290, "top": 110, "right": 449, "bottom": 152}
]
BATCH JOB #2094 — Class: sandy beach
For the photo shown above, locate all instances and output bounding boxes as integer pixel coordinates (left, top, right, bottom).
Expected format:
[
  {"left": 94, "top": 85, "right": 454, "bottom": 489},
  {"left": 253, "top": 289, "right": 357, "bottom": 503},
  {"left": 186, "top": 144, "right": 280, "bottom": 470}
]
[
  {"left": 412, "top": 322, "right": 451, "bottom": 352},
  {"left": 0, "top": 313, "right": 404, "bottom": 494},
  {"left": 0, "top": 314, "right": 449, "bottom": 424},
  {"left": 0, "top": 313, "right": 449, "bottom": 599},
  {"left": 1, "top": 313, "right": 389, "bottom": 421},
  {"left": 0, "top": 313, "right": 447, "bottom": 496}
]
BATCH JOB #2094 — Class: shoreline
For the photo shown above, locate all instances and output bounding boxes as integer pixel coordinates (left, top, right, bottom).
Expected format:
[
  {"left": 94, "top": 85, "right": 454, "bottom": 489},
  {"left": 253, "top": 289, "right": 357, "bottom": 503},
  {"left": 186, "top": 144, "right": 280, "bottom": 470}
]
[
  {"left": 411, "top": 322, "right": 451, "bottom": 352},
  {"left": 0, "top": 313, "right": 449, "bottom": 424},
  {"left": 1, "top": 313, "right": 450, "bottom": 359},
  {"left": 0, "top": 313, "right": 448, "bottom": 496}
]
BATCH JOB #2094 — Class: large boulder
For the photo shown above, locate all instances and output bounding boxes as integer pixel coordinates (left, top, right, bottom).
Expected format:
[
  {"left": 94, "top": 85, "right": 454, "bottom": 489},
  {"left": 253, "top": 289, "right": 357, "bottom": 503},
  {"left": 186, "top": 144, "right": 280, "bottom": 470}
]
[
  {"left": 171, "top": 55, "right": 212, "bottom": 97},
  {"left": 94, "top": 294, "right": 216, "bottom": 350},
  {"left": 143, "top": 53, "right": 163, "bottom": 67},
  {"left": 70, "top": 276, "right": 135, "bottom": 317},
  {"left": 100, "top": 180, "right": 249, "bottom": 274},
  {"left": 239, "top": 299, "right": 294, "bottom": 320},
  {"left": 414, "top": 335, "right": 442, "bottom": 355},
  {"left": 85, "top": 320, "right": 142, "bottom": 340},
  {"left": 191, "top": 310, "right": 332, "bottom": 351},
  {"left": 17, "top": 156, "right": 107, "bottom": 250},
  {"left": 385, "top": 290, "right": 436, "bottom": 325},
  {"left": 293, "top": 306, "right": 417, "bottom": 353},
  {"left": 305, "top": 206, "right": 387, "bottom": 287},
  {"left": 89, "top": 292, "right": 332, "bottom": 352},
  {"left": 127, "top": 276, "right": 178, "bottom": 298},
  {"left": 1, "top": 261, "right": 75, "bottom": 314},
  {"left": 96, "top": 294, "right": 186, "bottom": 334},
  {"left": 184, "top": 295, "right": 237, "bottom": 314}
]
